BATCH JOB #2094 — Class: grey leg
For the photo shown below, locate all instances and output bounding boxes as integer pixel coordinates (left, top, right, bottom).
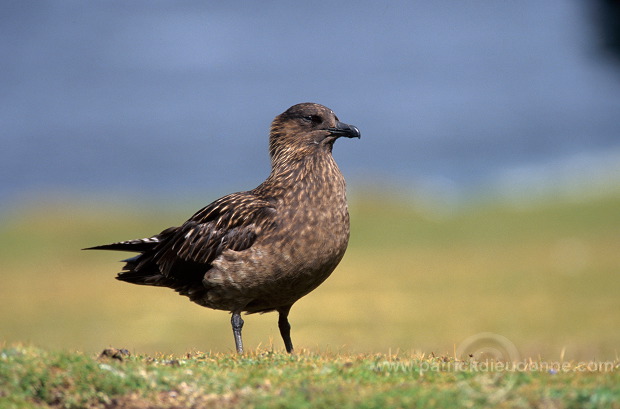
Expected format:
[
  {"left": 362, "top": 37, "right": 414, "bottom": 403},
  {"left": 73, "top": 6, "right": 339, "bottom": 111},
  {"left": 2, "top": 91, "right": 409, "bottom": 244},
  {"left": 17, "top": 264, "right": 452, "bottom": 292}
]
[
  {"left": 231, "top": 312, "right": 244, "bottom": 354},
  {"left": 278, "top": 306, "right": 294, "bottom": 353}
]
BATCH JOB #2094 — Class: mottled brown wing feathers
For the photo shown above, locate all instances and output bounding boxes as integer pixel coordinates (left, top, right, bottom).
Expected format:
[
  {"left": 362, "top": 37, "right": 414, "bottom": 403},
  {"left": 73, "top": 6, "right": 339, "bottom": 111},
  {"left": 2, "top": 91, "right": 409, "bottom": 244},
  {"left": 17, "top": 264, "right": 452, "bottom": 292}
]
[
  {"left": 170, "top": 193, "right": 274, "bottom": 265},
  {"left": 118, "top": 192, "right": 276, "bottom": 288}
]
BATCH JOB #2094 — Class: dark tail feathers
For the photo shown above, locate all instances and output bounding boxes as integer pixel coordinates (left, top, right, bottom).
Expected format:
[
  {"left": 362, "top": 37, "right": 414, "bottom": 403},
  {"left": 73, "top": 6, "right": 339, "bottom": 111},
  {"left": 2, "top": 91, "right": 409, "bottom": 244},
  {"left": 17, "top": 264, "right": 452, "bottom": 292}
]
[{"left": 83, "top": 236, "right": 160, "bottom": 252}]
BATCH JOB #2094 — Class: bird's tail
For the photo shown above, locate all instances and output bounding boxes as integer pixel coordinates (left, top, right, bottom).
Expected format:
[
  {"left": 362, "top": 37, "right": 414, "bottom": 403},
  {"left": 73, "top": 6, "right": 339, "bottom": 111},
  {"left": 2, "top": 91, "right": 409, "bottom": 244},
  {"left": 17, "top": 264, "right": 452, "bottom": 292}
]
[
  {"left": 83, "top": 236, "right": 160, "bottom": 252},
  {"left": 84, "top": 232, "right": 206, "bottom": 299},
  {"left": 83, "top": 236, "right": 166, "bottom": 286}
]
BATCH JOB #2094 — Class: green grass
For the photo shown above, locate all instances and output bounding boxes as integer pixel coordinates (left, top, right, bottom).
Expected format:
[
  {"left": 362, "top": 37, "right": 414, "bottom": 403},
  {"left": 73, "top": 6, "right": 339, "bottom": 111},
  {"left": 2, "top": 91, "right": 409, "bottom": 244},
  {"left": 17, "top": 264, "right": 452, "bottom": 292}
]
[
  {"left": 1, "top": 192, "right": 619, "bottom": 407},
  {"left": 1, "top": 345, "right": 618, "bottom": 408}
]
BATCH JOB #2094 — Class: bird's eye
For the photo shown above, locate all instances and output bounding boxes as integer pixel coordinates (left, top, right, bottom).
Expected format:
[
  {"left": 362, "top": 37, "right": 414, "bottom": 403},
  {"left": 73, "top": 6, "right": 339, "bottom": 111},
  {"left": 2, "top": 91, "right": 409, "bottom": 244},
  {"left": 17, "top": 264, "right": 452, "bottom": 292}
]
[{"left": 302, "top": 115, "right": 321, "bottom": 124}]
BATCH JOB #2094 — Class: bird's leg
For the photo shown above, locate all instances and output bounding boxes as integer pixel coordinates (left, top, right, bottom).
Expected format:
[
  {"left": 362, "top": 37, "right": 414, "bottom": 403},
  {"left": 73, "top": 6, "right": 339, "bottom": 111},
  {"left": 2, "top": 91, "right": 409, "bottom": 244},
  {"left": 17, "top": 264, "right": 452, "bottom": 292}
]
[
  {"left": 231, "top": 312, "right": 244, "bottom": 354},
  {"left": 278, "top": 306, "right": 294, "bottom": 353}
]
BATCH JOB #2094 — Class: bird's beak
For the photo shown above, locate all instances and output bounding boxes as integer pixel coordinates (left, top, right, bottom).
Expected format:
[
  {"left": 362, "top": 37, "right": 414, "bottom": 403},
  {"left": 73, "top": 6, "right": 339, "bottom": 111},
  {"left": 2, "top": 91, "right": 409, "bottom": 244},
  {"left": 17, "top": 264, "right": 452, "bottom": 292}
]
[{"left": 327, "top": 121, "right": 361, "bottom": 139}]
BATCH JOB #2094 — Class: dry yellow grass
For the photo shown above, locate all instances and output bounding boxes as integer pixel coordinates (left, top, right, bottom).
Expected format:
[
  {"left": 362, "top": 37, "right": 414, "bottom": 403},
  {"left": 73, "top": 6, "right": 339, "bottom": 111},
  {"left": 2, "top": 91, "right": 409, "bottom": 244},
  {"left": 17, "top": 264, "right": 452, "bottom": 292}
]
[{"left": 1, "top": 193, "right": 618, "bottom": 360}]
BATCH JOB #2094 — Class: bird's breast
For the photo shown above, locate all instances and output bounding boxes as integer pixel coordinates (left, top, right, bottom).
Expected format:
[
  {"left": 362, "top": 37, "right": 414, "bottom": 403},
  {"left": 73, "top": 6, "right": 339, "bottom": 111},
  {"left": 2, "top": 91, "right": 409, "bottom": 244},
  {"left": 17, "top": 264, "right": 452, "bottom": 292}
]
[{"left": 206, "top": 159, "right": 350, "bottom": 308}]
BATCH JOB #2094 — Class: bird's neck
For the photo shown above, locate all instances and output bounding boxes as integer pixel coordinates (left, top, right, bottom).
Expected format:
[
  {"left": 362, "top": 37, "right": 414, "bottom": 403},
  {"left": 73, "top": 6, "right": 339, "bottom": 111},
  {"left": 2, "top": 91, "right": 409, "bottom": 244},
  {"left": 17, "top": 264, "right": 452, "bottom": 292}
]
[{"left": 259, "top": 151, "right": 345, "bottom": 201}]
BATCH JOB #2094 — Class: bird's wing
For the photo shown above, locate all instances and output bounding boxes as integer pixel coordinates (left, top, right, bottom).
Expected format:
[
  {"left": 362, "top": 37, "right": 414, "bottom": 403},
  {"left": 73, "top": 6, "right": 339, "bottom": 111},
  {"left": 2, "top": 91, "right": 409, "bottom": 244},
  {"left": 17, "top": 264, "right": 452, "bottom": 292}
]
[
  {"left": 90, "top": 192, "right": 276, "bottom": 299},
  {"left": 111, "top": 192, "right": 276, "bottom": 288},
  {"left": 155, "top": 192, "right": 277, "bottom": 276}
]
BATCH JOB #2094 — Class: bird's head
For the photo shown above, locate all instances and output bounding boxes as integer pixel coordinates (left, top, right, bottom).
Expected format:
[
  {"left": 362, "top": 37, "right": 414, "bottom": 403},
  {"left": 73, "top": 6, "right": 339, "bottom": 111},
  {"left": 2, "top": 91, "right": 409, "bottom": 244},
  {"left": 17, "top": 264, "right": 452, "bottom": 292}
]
[{"left": 269, "top": 103, "right": 360, "bottom": 164}]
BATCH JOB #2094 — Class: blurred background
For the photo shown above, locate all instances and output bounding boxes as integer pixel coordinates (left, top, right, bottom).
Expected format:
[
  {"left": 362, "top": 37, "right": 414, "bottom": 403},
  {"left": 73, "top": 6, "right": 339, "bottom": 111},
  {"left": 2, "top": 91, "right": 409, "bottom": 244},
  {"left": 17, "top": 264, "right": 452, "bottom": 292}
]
[{"left": 2, "top": 1, "right": 619, "bottom": 359}]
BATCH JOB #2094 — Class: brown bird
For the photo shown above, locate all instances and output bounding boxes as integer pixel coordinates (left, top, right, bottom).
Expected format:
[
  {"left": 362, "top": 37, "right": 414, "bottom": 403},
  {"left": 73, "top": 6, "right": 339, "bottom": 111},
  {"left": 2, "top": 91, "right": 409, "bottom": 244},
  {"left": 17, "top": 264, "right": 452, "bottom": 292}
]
[{"left": 85, "top": 103, "right": 360, "bottom": 353}]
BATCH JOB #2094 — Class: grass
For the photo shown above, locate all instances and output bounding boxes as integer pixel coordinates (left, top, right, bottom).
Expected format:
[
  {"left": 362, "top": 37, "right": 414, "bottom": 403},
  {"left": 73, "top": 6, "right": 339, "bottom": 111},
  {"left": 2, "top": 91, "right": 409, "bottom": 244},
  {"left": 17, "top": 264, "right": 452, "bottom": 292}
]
[
  {"left": 1, "top": 345, "right": 618, "bottom": 408},
  {"left": 1, "top": 192, "right": 619, "bottom": 357},
  {"left": 0, "top": 191, "right": 619, "bottom": 407}
]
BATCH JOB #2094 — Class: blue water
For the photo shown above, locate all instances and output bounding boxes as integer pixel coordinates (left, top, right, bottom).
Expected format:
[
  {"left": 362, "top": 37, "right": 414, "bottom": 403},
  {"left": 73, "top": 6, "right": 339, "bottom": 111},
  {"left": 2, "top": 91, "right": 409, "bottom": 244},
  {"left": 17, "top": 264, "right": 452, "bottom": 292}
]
[{"left": 2, "top": 1, "right": 619, "bottom": 210}]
